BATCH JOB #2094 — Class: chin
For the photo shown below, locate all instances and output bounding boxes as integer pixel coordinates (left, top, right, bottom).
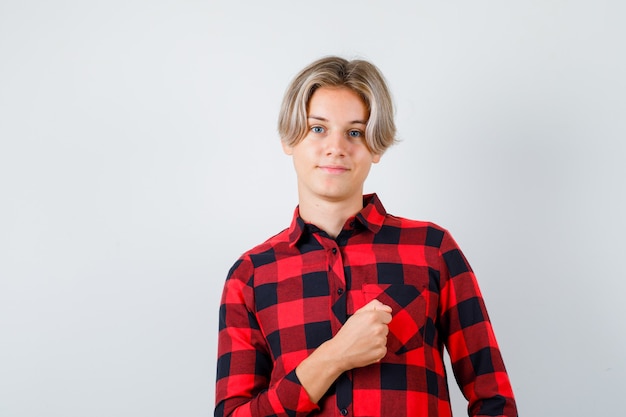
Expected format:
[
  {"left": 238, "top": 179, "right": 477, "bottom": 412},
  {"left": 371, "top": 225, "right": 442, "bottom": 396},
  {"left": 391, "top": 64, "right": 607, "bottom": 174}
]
[{"left": 318, "top": 190, "right": 357, "bottom": 202}]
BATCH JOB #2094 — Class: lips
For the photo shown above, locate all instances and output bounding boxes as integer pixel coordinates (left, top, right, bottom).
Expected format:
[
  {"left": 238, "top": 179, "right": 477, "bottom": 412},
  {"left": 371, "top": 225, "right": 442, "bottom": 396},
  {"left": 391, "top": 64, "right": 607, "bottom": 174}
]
[{"left": 318, "top": 165, "right": 350, "bottom": 174}]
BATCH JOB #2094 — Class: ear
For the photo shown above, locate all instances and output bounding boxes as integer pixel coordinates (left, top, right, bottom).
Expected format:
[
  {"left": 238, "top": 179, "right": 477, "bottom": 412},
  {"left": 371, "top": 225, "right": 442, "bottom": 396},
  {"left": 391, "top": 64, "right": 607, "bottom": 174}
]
[
  {"left": 281, "top": 140, "right": 293, "bottom": 156},
  {"left": 372, "top": 153, "right": 381, "bottom": 164}
]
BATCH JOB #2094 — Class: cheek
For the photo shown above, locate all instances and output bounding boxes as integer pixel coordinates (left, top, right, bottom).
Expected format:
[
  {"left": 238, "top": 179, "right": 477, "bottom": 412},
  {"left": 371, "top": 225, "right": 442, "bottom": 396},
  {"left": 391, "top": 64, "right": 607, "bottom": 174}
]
[
  {"left": 295, "top": 145, "right": 318, "bottom": 162},
  {"left": 291, "top": 149, "right": 314, "bottom": 173},
  {"left": 357, "top": 151, "right": 377, "bottom": 168}
]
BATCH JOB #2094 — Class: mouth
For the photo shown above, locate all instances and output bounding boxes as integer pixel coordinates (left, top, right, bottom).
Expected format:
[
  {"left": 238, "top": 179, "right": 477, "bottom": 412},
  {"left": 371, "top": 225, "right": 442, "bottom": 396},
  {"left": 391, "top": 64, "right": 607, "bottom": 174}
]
[{"left": 318, "top": 165, "right": 350, "bottom": 174}]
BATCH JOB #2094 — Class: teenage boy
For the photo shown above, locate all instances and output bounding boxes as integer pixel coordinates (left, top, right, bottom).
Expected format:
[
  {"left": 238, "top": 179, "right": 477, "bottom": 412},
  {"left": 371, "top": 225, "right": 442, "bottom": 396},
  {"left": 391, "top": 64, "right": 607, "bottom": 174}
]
[{"left": 215, "top": 56, "right": 518, "bottom": 417}]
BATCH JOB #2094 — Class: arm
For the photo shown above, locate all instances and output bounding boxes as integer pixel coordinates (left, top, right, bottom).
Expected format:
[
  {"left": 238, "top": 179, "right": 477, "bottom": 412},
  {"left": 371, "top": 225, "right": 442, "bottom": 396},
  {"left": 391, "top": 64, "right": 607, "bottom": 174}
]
[
  {"left": 296, "top": 299, "right": 392, "bottom": 403},
  {"left": 215, "top": 259, "right": 392, "bottom": 416},
  {"left": 215, "top": 259, "right": 318, "bottom": 417},
  {"left": 437, "top": 230, "right": 518, "bottom": 417}
]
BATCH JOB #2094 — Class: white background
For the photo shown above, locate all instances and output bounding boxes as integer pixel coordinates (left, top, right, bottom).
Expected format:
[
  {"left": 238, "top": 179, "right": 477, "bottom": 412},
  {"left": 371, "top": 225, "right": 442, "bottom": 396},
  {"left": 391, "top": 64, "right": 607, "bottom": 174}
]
[{"left": 1, "top": 1, "right": 624, "bottom": 416}]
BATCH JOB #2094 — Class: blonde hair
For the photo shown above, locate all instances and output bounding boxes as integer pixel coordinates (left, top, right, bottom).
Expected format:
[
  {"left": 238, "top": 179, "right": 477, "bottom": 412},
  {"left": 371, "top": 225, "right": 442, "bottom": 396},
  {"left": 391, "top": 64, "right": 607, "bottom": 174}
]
[{"left": 278, "top": 56, "right": 397, "bottom": 155}]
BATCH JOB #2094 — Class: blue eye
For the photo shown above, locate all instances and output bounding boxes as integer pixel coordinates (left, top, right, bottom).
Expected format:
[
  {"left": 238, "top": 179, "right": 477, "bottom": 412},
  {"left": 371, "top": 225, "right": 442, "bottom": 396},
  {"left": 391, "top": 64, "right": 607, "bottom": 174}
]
[
  {"left": 311, "top": 126, "right": 325, "bottom": 134},
  {"left": 348, "top": 130, "right": 363, "bottom": 138}
]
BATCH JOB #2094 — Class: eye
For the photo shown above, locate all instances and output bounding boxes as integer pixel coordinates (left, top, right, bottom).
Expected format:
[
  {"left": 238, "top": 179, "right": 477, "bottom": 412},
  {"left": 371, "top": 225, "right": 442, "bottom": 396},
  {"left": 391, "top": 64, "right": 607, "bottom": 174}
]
[
  {"left": 311, "top": 126, "right": 325, "bottom": 134},
  {"left": 348, "top": 130, "right": 363, "bottom": 138}
]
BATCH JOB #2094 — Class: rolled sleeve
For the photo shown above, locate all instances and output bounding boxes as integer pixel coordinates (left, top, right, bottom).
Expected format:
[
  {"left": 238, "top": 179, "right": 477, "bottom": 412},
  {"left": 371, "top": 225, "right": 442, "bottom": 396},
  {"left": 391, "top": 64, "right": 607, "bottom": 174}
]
[{"left": 215, "top": 258, "right": 319, "bottom": 417}]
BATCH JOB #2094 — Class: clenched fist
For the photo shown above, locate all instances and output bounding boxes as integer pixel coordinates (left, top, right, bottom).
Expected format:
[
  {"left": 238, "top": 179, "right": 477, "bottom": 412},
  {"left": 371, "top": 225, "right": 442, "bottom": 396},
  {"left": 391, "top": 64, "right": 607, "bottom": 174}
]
[
  {"left": 296, "top": 299, "right": 393, "bottom": 403},
  {"left": 330, "top": 299, "right": 393, "bottom": 371}
]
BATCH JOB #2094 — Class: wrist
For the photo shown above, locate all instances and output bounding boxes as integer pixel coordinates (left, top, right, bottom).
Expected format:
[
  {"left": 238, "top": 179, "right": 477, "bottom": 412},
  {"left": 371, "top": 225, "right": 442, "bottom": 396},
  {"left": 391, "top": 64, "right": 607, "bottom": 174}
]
[
  {"left": 295, "top": 339, "right": 346, "bottom": 403},
  {"left": 313, "top": 338, "right": 347, "bottom": 376}
]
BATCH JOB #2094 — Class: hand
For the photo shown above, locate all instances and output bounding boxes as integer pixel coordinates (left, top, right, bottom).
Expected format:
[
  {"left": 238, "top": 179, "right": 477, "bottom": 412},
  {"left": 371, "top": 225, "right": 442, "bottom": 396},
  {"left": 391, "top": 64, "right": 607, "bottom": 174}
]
[
  {"left": 295, "top": 299, "right": 392, "bottom": 403},
  {"left": 329, "top": 299, "right": 393, "bottom": 371}
]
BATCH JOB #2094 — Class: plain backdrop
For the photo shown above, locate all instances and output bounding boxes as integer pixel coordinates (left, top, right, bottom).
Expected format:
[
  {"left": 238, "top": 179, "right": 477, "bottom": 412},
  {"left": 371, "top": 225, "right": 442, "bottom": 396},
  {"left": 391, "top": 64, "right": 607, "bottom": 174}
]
[{"left": 1, "top": 1, "right": 624, "bottom": 416}]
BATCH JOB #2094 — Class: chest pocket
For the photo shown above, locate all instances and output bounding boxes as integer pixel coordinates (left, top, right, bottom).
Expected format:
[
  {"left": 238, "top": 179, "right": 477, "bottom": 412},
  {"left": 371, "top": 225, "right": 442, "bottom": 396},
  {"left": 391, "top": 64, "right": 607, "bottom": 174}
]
[{"left": 361, "top": 283, "right": 427, "bottom": 355}]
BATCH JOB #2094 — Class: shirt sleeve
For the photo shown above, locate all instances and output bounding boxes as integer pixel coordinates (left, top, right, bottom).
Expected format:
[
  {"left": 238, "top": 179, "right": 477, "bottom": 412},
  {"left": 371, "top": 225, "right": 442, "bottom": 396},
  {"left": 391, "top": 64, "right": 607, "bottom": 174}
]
[
  {"left": 214, "top": 257, "right": 319, "bottom": 417},
  {"left": 437, "top": 230, "right": 518, "bottom": 417}
]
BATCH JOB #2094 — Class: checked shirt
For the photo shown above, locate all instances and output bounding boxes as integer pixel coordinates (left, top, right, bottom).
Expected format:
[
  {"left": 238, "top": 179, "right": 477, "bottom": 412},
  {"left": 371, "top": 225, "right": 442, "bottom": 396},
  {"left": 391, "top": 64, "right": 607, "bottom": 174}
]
[{"left": 215, "top": 194, "right": 517, "bottom": 417}]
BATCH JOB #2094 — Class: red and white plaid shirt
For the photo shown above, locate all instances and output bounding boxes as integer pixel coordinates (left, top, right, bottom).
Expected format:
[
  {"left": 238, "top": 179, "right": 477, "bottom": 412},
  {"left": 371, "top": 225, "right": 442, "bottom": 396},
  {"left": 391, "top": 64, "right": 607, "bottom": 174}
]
[{"left": 215, "top": 194, "right": 517, "bottom": 417}]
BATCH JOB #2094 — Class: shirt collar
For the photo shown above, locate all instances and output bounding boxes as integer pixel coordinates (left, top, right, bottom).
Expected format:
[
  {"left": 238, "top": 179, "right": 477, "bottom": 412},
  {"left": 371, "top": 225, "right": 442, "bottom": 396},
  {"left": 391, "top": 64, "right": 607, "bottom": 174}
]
[{"left": 287, "top": 193, "right": 387, "bottom": 247}]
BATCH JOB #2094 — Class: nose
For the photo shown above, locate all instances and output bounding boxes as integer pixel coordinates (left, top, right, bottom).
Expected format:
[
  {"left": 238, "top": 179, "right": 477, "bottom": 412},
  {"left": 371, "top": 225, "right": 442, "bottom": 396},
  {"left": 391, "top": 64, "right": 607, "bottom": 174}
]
[{"left": 325, "top": 130, "right": 348, "bottom": 156}]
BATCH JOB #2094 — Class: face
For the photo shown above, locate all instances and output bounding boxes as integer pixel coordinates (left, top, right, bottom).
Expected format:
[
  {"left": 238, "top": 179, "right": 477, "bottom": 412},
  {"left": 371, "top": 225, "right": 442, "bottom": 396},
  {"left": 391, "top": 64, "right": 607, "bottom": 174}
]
[{"left": 282, "top": 86, "right": 381, "bottom": 206}]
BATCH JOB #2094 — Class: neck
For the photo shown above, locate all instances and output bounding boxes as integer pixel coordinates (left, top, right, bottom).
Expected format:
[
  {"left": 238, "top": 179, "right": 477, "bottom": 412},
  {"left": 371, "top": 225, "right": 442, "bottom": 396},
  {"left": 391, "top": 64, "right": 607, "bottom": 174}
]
[{"left": 298, "top": 194, "right": 363, "bottom": 239}]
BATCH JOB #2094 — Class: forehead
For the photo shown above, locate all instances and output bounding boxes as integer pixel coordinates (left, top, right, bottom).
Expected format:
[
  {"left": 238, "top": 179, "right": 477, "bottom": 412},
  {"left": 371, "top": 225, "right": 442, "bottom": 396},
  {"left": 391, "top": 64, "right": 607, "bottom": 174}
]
[{"left": 307, "top": 87, "right": 368, "bottom": 120}]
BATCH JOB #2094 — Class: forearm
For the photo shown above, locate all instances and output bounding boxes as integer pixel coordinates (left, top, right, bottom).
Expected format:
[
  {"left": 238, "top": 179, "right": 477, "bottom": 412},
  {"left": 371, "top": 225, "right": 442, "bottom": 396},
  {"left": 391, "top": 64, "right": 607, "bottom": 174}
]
[
  {"left": 295, "top": 339, "right": 345, "bottom": 403},
  {"left": 296, "top": 300, "right": 392, "bottom": 403}
]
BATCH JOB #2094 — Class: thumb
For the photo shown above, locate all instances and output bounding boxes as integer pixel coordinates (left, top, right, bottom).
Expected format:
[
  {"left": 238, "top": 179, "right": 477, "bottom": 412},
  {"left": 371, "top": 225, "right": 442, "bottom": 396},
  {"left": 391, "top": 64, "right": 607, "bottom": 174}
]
[{"left": 360, "top": 299, "right": 392, "bottom": 313}]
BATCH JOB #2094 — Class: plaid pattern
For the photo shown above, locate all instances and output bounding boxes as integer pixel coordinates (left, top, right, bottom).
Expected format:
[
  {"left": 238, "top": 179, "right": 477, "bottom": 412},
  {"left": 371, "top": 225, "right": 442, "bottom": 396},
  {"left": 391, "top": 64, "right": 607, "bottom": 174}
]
[{"left": 215, "top": 194, "right": 517, "bottom": 417}]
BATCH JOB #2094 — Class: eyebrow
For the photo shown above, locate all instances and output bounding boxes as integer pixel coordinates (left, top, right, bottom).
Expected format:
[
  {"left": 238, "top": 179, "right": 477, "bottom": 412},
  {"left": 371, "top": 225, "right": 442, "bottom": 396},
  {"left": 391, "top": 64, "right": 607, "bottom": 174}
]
[{"left": 308, "top": 115, "right": 367, "bottom": 125}]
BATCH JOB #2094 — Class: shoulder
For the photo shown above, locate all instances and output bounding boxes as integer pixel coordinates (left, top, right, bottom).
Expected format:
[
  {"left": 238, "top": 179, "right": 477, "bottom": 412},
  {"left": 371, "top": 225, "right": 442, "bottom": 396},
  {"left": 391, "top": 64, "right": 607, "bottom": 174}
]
[
  {"left": 381, "top": 213, "right": 454, "bottom": 248},
  {"left": 226, "top": 227, "right": 291, "bottom": 280},
  {"left": 384, "top": 214, "right": 474, "bottom": 281}
]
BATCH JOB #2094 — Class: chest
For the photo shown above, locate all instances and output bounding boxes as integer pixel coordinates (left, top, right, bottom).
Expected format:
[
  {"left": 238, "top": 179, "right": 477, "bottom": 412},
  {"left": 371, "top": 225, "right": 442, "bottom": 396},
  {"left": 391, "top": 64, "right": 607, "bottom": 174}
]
[{"left": 251, "top": 242, "right": 440, "bottom": 364}]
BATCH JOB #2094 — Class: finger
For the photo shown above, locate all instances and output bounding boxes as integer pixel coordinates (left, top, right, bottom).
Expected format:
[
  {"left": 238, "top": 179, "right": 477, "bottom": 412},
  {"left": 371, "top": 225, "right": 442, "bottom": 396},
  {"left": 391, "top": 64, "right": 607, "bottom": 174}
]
[
  {"left": 380, "top": 312, "right": 393, "bottom": 324},
  {"left": 375, "top": 302, "right": 392, "bottom": 314},
  {"left": 361, "top": 299, "right": 392, "bottom": 313}
]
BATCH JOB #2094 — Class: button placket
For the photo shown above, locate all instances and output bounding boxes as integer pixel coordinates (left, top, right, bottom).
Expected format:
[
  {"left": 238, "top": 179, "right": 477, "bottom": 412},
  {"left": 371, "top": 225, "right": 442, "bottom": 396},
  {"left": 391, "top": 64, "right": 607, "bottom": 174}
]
[
  {"left": 328, "top": 245, "right": 343, "bottom": 295},
  {"left": 325, "top": 241, "right": 347, "bottom": 333}
]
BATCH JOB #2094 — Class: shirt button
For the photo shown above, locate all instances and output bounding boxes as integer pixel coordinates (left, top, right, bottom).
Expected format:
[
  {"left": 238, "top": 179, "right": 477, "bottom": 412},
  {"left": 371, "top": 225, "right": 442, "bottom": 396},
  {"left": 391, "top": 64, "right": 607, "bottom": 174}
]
[
  {"left": 340, "top": 409, "right": 348, "bottom": 416},
  {"left": 331, "top": 248, "right": 337, "bottom": 254},
  {"left": 337, "top": 288, "right": 344, "bottom": 295}
]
